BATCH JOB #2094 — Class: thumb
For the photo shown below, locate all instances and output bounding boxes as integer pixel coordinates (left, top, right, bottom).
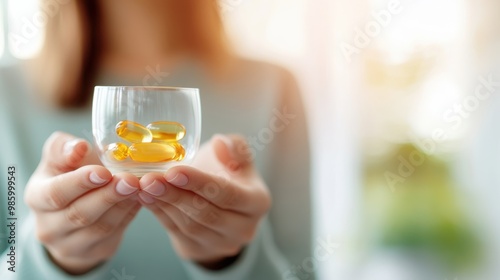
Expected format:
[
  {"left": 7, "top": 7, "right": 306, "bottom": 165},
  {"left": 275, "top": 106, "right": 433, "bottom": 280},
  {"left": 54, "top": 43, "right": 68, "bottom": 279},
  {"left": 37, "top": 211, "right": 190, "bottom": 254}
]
[
  {"left": 39, "top": 131, "right": 90, "bottom": 175},
  {"left": 212, "top": 134, "right": 253, "bottom": 171}
]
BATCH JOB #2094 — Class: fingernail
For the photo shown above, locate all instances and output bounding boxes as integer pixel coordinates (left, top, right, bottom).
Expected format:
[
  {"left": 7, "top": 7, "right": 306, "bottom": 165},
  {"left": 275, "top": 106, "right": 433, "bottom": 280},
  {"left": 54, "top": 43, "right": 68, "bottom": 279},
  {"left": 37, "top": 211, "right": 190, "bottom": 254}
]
[
  {"left": 166, "top": 172, "right": 188, "bottom": 187},
  {"left": 227, "top": 160, "right": 241, "bottom": 171},
  {"left": 89, "top": 172, "right": 108, "bottom": 185},
  {"left": 138, "top": 192, "right": 155, "bottom": 204},
  {"left": 215, "top": 134, "right": 233, "bottom": 151},
  {"left": 63, "top": 139, "right": 82, "bottom": 156},
  {"left": 116, "top": 180, "right": 137, "bottom": 195},
  {"left": 143, "top": 180, "right": 165, "bottom": 196}
]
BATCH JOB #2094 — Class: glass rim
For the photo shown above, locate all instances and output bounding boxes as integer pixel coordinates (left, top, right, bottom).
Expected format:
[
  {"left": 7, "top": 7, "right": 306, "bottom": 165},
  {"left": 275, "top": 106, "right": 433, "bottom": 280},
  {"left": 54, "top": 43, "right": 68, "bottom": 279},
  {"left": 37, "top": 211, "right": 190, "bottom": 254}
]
[{"left": 94, "top": 86, "right": 199, "bottom": 92}]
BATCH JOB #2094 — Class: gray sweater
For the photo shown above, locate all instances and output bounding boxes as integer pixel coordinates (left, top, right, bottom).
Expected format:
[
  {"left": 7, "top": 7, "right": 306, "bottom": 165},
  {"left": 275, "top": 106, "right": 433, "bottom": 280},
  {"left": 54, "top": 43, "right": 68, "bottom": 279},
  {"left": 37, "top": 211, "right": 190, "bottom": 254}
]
[{"left": 0, "top": 60, "right": 313, "bottom": 280}]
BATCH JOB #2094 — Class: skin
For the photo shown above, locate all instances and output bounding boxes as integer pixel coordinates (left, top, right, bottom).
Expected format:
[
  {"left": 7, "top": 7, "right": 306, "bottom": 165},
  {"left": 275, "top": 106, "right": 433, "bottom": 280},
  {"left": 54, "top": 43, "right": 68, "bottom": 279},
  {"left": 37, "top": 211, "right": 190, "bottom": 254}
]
[
  {"left": 98, "top": 0, "right": 183, "bottom": 76},
  {"left": 25, "top": 132, "right": 271, "bottom": 274},
  {"left": 24, "top": 132, "right": 142, "bottom": 274},
  {"left": 138, "top": 135, "right": 271, "bottom": 265},
  {"left": 24, "top": 1, "right": 271, "bottom": 275}
]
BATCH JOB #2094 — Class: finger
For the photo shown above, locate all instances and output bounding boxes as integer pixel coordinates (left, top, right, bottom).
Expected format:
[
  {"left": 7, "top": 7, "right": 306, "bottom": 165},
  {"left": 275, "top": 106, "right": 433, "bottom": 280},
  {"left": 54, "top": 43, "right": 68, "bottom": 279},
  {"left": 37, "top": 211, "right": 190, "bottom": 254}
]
[
  {"left": 74, "top": 199, "right": 141, "bottom": 241},
  {"left": 83, "top": 201, "right": 141, "bottom": 253},
  {"left": 86, "top": 202, "right": 142, "bottom": 259},
  {"left": 164, "top": 166, "right": 267, "bottom": 215},
  {"left": 43, "top": 199, "right": 141, "bottom": 257},
  {"left": 140, "top": 174, "right": 253, "bottom": 238},
  {"left": 143, "top": 203, "right": 212, "bottom": 260},
  {"left": 60, "top": 173, "right": 140, "bottom": 231},
  {"left": 138, "top": 172, "right": 167, "bottom": 204},
  {"left": 40, "top": 132, "right": 90, "bottom": 175},
  {"left": 144, "top": 201, "right": 182, "bottom": 234},
  {"left": 26, "top": 165, "right": 112, "bottom": 211},
  {"left": 153, "top": 200, "right": 244, "bottom": 259},
  {"left": 144, "top": 198, "right": 243, "bottom": 261},
  {"left": 212, "top": 134, "right": 253, "bottom": 171},
  {"left": 143, "top": 199, "right": 224, "bottom": 246}
]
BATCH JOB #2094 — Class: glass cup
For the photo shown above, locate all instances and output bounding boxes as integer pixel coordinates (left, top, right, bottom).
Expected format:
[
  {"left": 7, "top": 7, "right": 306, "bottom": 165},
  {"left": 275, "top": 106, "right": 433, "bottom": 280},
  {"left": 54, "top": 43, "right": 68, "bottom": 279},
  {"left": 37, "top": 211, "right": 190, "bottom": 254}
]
[{"left": 92, "top": 86, "right": 201, "bottom": 177}]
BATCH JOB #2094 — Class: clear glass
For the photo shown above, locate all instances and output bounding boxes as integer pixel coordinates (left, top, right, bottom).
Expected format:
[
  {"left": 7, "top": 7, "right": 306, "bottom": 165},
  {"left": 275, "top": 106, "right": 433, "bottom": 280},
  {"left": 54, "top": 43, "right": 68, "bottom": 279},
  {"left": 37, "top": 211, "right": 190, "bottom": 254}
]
[{"left": 92, "top": 86, "right": 201, "bottom": 177}]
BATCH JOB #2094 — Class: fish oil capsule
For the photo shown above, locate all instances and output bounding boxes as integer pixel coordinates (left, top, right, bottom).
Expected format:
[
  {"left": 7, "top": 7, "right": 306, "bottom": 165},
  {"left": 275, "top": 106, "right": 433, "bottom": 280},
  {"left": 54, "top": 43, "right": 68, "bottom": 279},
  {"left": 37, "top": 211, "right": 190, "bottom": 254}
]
[
  {"left": 170, "top": 142, "right": 186, "bottom": 161},
  {"left": 116, "top": 120, "right": 153, "bottom": 143},
  {"left": 106, "top": 142, "right": 129, "bottom": 161},
  {"left": 129, "top": 143, "right": 179, "bottom": 163},
  {"left": 146, "top": 121, "right": 186, "bottom": 142}
]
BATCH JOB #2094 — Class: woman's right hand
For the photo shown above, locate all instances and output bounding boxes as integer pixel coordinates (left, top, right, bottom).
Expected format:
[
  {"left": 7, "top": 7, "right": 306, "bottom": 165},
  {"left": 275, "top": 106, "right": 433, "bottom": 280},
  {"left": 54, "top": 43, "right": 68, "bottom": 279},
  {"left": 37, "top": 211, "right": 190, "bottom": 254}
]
[{"left": 24, "top": 132, "right": 142, "bottom": 275}]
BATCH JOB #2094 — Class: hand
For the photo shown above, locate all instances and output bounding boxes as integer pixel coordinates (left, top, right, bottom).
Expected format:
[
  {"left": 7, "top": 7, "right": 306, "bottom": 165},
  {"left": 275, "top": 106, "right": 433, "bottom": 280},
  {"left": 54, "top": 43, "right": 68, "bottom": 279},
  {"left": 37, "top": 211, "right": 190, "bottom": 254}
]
[
  {"left": 24, "top": 132, "right": 142, "bottom": 275},
  {"left": 138, "top": 135, "right": 271, "bottom": 269}
]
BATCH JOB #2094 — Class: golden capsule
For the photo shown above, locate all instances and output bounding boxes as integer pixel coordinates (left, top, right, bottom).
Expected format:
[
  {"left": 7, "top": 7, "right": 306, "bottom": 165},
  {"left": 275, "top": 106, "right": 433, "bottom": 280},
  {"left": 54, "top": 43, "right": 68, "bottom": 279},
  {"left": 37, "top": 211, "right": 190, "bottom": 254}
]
[
  {"left": 169, "top": 142, "right": 186, "bottom": 161},
  {"left": 116, "top": 120, "right": 153, "bottom": 143},
  {"left": 106, "top": 142, "right": 129, "bottom": 161},
  {"left": 129, "top": 143, "right": 181, "bottom": 163},
  {"left": 146, "top": 121, "right": 186, "bottom": 142}
]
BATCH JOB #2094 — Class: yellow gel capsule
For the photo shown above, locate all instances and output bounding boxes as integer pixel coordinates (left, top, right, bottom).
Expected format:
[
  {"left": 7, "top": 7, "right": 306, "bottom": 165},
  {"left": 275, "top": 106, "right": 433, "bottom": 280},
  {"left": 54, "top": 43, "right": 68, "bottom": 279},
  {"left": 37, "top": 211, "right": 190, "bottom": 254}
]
[
  {"left": 146, "top": 121, "right": 186, "bottom": 141},
  {"left": 170, "top": 142, "right": 186, "bottom": 161},
  {"left": 107, "top": 142, "right": 129, "bottom": 161},
  {"left": 129, "top": 143, "right": 179, "bottom": 163},
  {"left": 116, "top": 120, "right": 153, "bottom": 143}
]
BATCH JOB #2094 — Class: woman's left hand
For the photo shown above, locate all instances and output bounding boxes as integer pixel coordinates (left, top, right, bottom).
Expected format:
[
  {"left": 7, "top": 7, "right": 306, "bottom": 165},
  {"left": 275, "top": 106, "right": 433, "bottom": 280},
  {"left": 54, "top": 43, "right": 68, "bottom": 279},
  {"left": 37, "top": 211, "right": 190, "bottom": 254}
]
[{"left": 138, "top": 135, "right": 271, "bottom": 269}]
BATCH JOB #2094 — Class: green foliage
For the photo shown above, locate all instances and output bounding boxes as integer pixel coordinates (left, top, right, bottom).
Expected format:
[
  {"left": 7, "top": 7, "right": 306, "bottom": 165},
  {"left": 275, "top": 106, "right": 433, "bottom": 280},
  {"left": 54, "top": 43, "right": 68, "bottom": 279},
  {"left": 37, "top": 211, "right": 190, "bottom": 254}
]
[{"left": 363, "top": 143, "right": 483, "bottom": 271}]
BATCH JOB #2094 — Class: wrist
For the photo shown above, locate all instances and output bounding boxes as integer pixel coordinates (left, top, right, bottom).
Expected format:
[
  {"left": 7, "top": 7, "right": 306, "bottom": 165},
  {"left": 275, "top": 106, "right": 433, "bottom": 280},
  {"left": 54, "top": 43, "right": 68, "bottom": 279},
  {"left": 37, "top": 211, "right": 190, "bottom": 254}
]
[{"left": 45, "top": 247, "right": 103, "bottom": 275}]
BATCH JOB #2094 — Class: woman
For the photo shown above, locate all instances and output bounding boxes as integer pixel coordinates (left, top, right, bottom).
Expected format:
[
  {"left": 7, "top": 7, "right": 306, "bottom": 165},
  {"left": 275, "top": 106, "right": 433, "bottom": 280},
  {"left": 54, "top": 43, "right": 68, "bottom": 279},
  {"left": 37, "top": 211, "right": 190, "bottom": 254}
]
[{"left": 0, "top": 0, "right": 312, "bottom": 279}]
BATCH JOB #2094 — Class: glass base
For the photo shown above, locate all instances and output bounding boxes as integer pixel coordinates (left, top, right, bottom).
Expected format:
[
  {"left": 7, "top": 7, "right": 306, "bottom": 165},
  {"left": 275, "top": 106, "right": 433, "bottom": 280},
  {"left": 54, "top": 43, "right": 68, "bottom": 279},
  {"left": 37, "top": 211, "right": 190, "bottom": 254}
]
[
  {"left": 101, "top": 156, "right": 192, "bottom": 177},
  {"left": 106, "top": 165, "right": 179, "bottom": 177}
]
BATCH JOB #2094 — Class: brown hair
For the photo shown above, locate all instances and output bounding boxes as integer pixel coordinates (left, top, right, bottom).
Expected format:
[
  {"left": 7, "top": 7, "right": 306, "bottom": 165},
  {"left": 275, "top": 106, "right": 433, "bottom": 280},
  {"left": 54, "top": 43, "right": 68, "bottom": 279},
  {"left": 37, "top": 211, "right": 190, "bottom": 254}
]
[{"left": 30, "top": 0, "right": 231, "bottom": 108}]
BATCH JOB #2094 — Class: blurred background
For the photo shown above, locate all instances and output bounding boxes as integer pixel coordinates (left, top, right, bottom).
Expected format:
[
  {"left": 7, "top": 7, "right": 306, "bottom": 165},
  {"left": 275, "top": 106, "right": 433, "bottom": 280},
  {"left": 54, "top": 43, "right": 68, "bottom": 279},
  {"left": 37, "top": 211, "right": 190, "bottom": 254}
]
[{"left": 1, "top": 0, "right": 500, "bottom": 279}]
